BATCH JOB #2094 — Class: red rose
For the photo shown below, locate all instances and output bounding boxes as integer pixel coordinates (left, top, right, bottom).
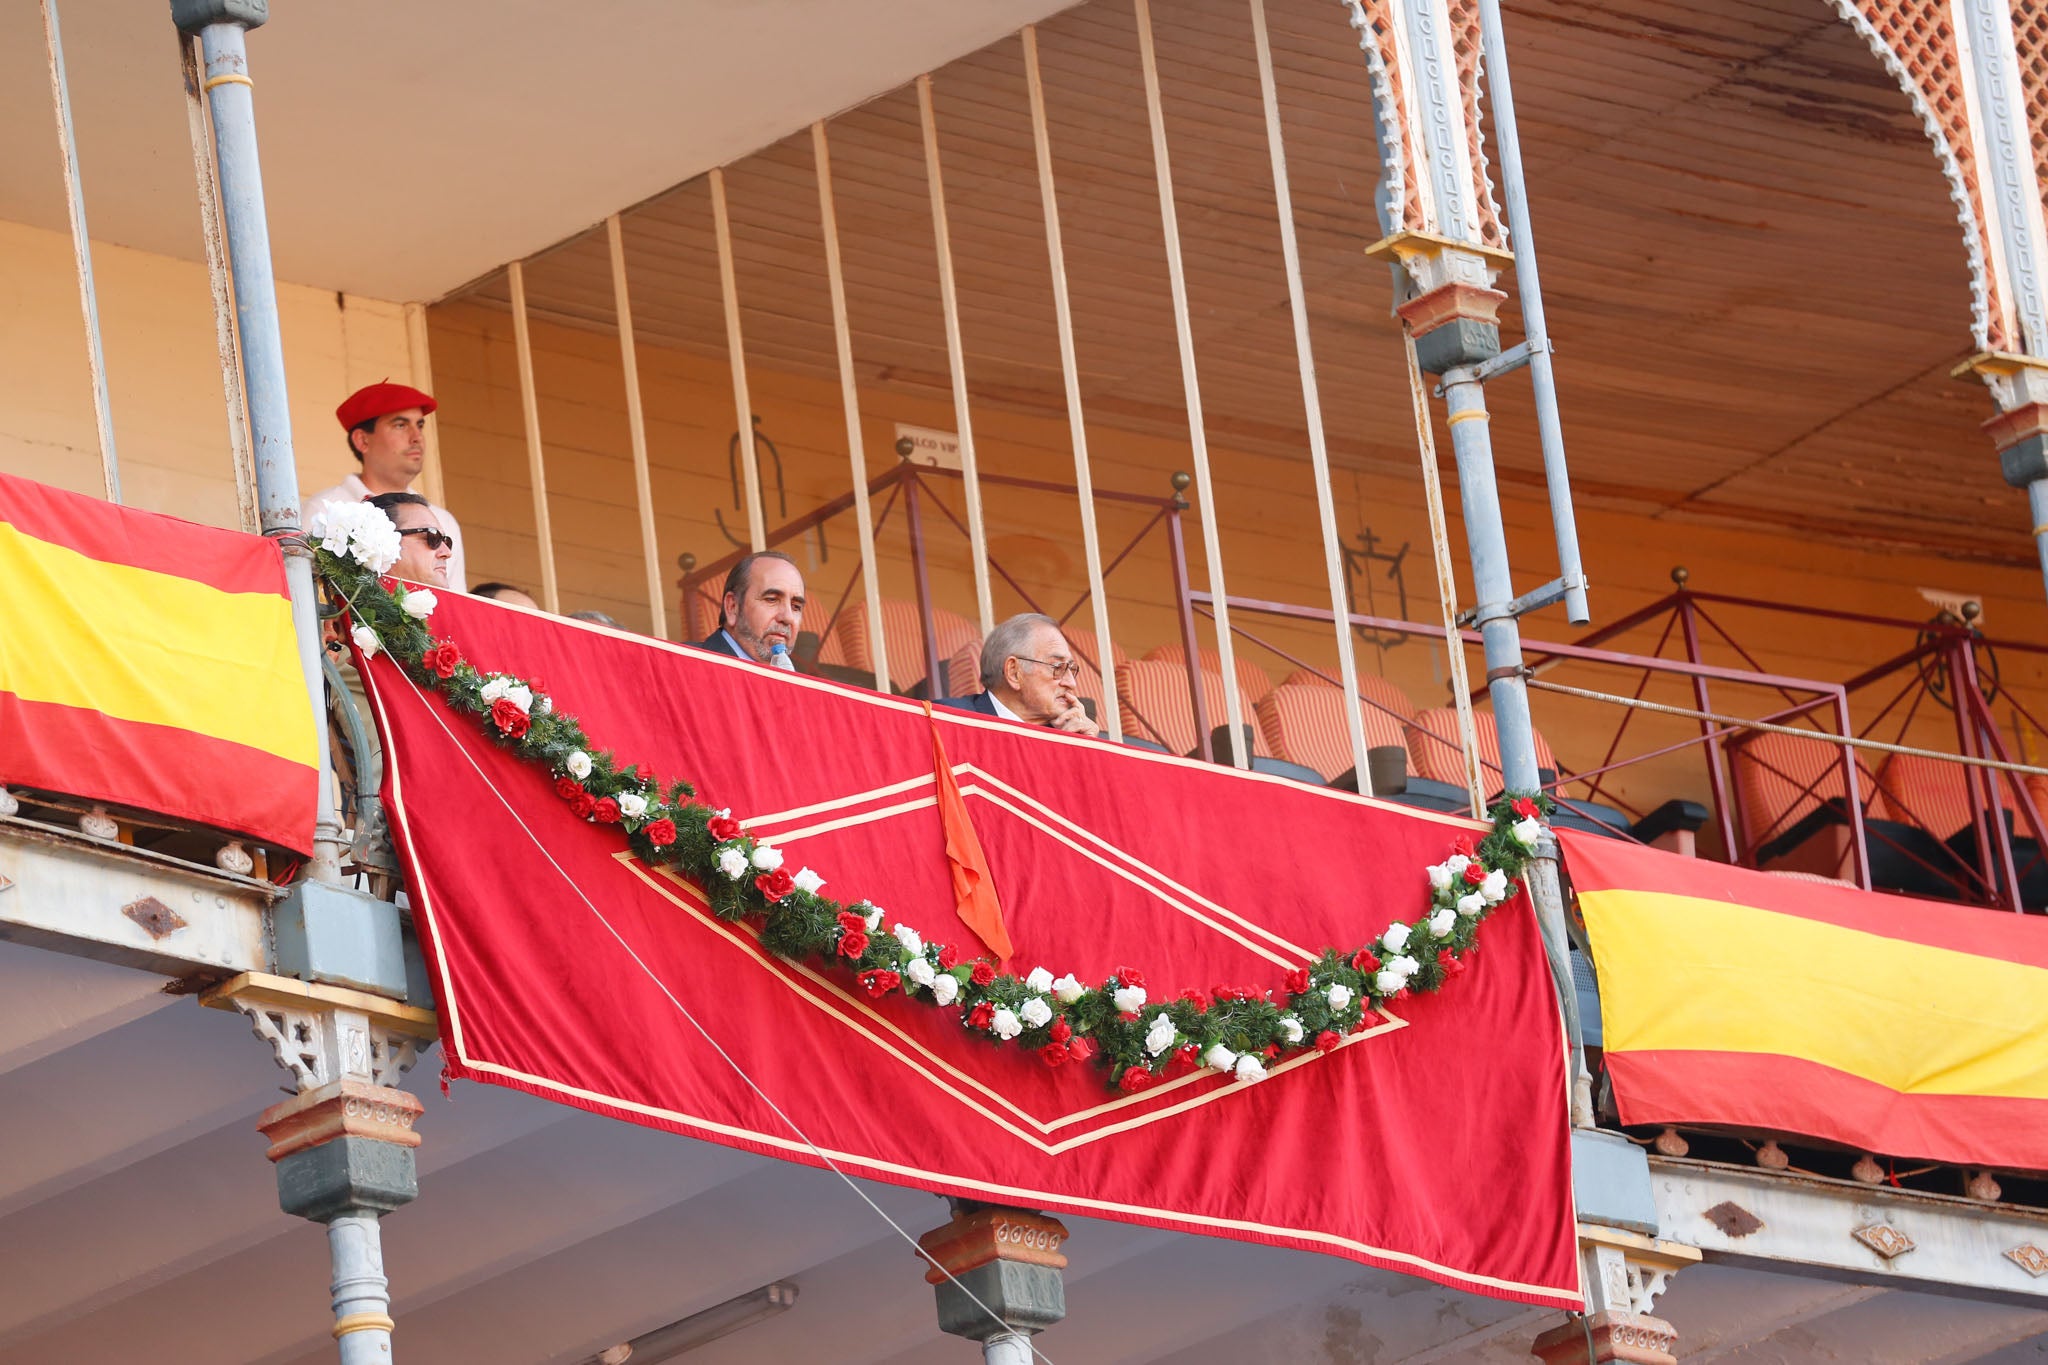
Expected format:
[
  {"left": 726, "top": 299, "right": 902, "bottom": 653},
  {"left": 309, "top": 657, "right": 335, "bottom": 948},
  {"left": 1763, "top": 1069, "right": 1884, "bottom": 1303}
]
[
  {"left": 966, "top": 1001, "right": 995, "bottom": 1031},
  {"left": 755, "top": 868, "right": 796, "bottom": 902},
  {"left": 1510, "top": 795, "right": 1541, "bottom": 820},
  {"left": 1179, "top": 989, "right": 1207, "bottom": 1013},
  {"left": 423, "top": 642, "right": 460, "bottom": 678},
  {"left": 529, "top": 677, "right": 549, "bottom": 695},
  {"left": 1163, "top": 1045, "right": 1200, "bottom": 1079},
  {"left": 1067, "top": 1037, "right": 1097, "bottom": 1062},
  {"left": 707, "top": 814, "right": 742, "bottom": 842},
  {"left": 1118, "top": 1065, "right": 1156, "bottom": 1094},
  {"left": 837, "top": 930, "right": 869, "bottom": 960},
  {"left": 555, "top": 777, "right": 582, "bottom": 801},
  {"left": 1114, "top": 966, "right": 1144, "bottom": 990},
  {"left": 1350, "top": 949, "right": 1380, "bottom": 974},
  {"left": 1463, "top": 861, "right": 1488, "bottom": 886},
  {"left": 1438, "top": 947, "right": 1466, "bottom": 977},
  {"left": 1049, "top": 1017, "right": 1073, "bottom": 1045},
  {"left": 644, "top": 818, "right": 677, "bottom": 847},
  {"left": 1039, "top": 1042, "right": 1069, "bottom": 1068},
  {"left": 569, "top": 792, "right": 596, "bottom": 820},
  {"left": 377, "top": 575, "right": 398, "bottom": 594},
  {"left": 969, "top": 961, "right": 995, "bottom": 987},
  {"left": 1315, "top": 1030, "right": 1341, "bottom": 1054},
  {"left": 857, "top": 969, "right": 901, "bottom": 998},
  {"left": 1263, "top": 1043, "right": 1280, "bottom": 1059},
  {"left": 490, "top": 696, "right": 530, "bottom": 738},
  {"left": 1283, "top": 968, "right": 1311, "bottom": 995},
  {"left": 836, "top": 911, "right": 867, "bottom": 935},
  {"left": 593, "top": 797, "right": 621, "bottom": 824},
  {"left": 937, "top": 946, "right": 959, "bottom": 971}
]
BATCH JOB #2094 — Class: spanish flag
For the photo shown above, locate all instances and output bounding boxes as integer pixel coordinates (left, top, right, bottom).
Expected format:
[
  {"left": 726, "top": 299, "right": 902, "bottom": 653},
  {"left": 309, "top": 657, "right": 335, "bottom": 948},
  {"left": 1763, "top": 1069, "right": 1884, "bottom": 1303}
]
[
  {"left": 1565, "top": 834, "right": 2048, "bottom": 1170},
  {"left": 0, "top": 473, "right": 317, "bottom": 852}
]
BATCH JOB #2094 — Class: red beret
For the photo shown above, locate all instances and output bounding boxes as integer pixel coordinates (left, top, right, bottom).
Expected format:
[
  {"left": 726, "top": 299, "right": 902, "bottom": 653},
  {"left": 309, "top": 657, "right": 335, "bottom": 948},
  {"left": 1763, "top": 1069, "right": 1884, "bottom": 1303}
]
[{"left": 335, "top": 381, "right": 438, "bottom": 431}]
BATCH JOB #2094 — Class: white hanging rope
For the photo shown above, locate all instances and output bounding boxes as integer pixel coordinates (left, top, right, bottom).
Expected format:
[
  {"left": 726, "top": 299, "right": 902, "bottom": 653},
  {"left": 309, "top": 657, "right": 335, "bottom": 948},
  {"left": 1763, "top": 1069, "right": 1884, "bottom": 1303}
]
[
  {"left": 1248, "top": 0, "right": 1374, "bottom": 790},
  {"left": 812, "top": 122, "right": 893, "bottom": 693},
  {"left": 710, "top": 168, "right": 767, "bottom": 553},
  {"left": 1133, "top": 0, "right": 1248, "bottom": 768},
  {"left": 505, "top": 261, "right": 561, "bottom": 612},
  {"left": 1023, "top": 27, "right": 1124, "bottom": 741},
  {"left": 917, "top": 75, "right": 997, "bottom": 636}
]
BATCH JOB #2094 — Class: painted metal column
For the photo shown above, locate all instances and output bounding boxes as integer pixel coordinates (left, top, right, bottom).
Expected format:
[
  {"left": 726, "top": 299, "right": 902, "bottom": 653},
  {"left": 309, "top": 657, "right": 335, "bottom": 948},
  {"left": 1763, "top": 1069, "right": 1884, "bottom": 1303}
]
[
  {"left": 327, "top": 1213, "right": 395, "bottom": 1365},
  {"left": 174, "top": 0, "right": 344, "bottom": 884},
  {"left": 919, "top": 1203, "right": 1067, "bottom": 1362}
]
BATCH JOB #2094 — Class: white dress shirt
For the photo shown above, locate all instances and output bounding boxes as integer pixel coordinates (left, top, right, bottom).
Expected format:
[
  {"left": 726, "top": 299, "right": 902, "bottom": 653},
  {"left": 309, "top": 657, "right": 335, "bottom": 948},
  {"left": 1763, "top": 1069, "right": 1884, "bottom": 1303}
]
[{"left": 304, "top": 473, "right": 467, "bottom": 591}]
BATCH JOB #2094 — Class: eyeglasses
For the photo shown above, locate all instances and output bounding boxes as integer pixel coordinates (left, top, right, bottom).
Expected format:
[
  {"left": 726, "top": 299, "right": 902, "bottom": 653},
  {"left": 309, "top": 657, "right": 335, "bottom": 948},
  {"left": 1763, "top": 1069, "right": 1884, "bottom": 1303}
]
[
  {"left": 1016, "top": 656, "right": 1081, "bottom": 681},
  {"left": 398, "top": 527, "right": 454, "bottom": 552}
]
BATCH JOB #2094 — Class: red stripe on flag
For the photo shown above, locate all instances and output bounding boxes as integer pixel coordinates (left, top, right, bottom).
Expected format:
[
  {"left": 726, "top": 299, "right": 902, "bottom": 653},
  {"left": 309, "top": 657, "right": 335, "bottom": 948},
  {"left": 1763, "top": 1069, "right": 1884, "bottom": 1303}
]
[
  {"left": 0, "top": 693, "right": 314, "bottom": 852},
  {"left": 0, "top": 471, "right": 287, "bottom": 598},
  {"left": 1605, "top": 1048, "right": 2048, "bottom": 1171}
]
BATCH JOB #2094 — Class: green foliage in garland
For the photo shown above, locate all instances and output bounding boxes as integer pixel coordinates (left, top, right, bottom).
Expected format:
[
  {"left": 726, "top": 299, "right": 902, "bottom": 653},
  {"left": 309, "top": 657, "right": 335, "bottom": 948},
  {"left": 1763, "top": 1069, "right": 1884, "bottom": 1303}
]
[{"left": 317, "top": 541, "right": 1554, "bottom": 1092}]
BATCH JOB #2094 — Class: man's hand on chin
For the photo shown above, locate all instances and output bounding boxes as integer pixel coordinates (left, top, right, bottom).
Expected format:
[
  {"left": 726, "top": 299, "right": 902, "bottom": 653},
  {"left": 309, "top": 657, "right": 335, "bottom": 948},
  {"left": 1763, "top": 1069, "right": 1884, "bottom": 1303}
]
[{"left": 1049, "top": 704, "right": 1096, "bottom": 736}]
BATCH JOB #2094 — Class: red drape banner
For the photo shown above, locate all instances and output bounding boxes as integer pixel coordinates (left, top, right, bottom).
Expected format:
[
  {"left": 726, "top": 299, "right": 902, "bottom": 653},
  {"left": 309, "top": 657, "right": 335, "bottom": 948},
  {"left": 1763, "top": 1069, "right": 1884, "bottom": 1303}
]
[{"left": 363, "top": 594, "right": 1580, "bottom": 1309}]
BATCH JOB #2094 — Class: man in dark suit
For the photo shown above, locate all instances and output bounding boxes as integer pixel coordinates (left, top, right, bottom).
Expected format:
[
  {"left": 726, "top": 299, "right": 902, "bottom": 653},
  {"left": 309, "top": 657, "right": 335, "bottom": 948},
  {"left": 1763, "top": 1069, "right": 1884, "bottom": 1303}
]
[
  {"left": 937, "top": 613, "right": 1095, "bottom": 734},
  {"left": 695, "top": 550, "right": 806, "bottom": 664}
]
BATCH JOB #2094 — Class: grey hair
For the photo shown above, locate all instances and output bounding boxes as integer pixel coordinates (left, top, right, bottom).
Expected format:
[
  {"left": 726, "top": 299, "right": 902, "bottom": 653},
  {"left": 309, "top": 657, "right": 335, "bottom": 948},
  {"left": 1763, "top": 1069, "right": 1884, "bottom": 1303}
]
[{"left": 979, "top": 613, "right": 1061, "bottom": 691}]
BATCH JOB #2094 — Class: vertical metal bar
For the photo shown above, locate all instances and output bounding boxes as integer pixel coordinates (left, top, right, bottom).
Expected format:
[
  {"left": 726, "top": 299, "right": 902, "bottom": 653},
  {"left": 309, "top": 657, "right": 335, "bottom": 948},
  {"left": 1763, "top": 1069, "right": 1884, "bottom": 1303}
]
[
  {"left": 403, "top": 302, "right": 447, "bottom": 511},
  {"left": 812, "top": 121, "right": 891, "bottom": 692},
  {"left": 1952, "top": 638, "right": 2023, "bottom": 908},
  {"left": 505, "top": 261, "right": 562, "bottom": 614},
  {"left": 1401, "top": 326, "right": 1472, "bottom": 810},
  {"left": 179, "top": 32, "right": 255, "bottom": 533},
  {"left": 916, "top": 75, "right": 996, "bottom": 636},
  {"left": 606, "top": 215, "right": 667, "bottom": 638},
  {"left": 1134, "top": 0, "right": 1246, "bottom": 768},
  {"left": 1833, "top": 689, "right": 1874, "bottom": 892},
  {"left": 710, "top": 167, "right": 767, "bottom": 553},
  {"left": 1249, "top": 0, "right": 1373, "bottom": 785},
  {"left": 1946, "top": 635, "right": 1999, "bottom": 900},
  {"left": 1679, "top": 594, "right": 1738, "bottom": 861},
  {"left": 903, "top": 472, "right": 945, "bottom": 694},
  {"left": 1022, "top": 27, "right": 1122, "bottom": 741},
  {"left": 1165, "top": 505, "right": 1214, "bottom": 760},
  {"left": 188, "top": 17, "right": 340, "bottom": 878},
  {"left": 2030, "top": 482, "right": 2048, "bottom": 604},
  {"left": 41, "top": 0, "right": 119, "bottom": 502},
  {"left": 1473, "top": 0, "right": 1588, "bottom": 625}
]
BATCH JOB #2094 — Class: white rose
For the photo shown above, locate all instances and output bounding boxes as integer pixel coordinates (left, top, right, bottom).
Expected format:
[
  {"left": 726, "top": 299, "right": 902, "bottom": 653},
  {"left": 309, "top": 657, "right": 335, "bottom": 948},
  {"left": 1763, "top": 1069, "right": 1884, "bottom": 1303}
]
[
  {"left": 931, "top": 974, "right": 959, "bottom": 1006},
  {"left": 1430, "top": 907, "right": 1459, "bottom": 938},
  {"left": 400, "top": 587, "right": 437, "bottom": 619},
  {"left": 1454, "top": 894, "right": 1483, "bottom": 920},
  {"left": 1233, "top": 1054, "right": 1268, "bottom": 1083},
  {"left": 1512, "top": 816, "right": 1542, "bottom": 849},
  {"left": 1278, "top": 1015, "right": 1304, "bottom": 1044},
  {"left": 1019, "top": 997, "right": 1053, "bottom": 1029},
  {"left": 717, "top": 848, "right": 748, "bottom": 880},
  {"left": 479, "top": 677, "right": 509, "bottom": 704},
  {"left": 1427, "top": 863, "right": 1454, "bottom": 892},
  {"left": 792, "top": 868, "right": 824, "bottom": 895},
  {"left": 565, "top": 751, "right": 593, "bottom": 780},
  {"left": 1025, "top": 967, "right": 1054, "bottom": 994},
  {"left": 1052, "top": 974, "right": 1086, "bottom": 1004},
  {"left": 503, "top": 684, "right": 533, "bottom": 713},
  {"left": 1144, "top": 1013, "right": 1178, "bottom": 1056},
  {"left": 534, "top": 694, "right": 552, "bottom": 715},
  {"left": 1480, "top": 868, "right": 1509, "bottom": 904},
  {"left": 1111, "top": 984, "right": 1147, "bottom": 1013},
  {"left": 751, "top": 845, "right": 784, "bottom": 871},
  {"left": 905, "top": 957, "right": 937, "bottom": 989},
  {"left": 1390, "top": 954, "right": 1420, "bottom": 976},
  {"left": 1381, "top": 922, "right": 1412, "bottom": 953},
  {"left": 863, "top": 905, "right": 884, "bottom": 931},
  {"left": 350, "top": 624, "right": 381, "bottom": 657},
  {"left": 1203, "top": 1043, "right": 1238, "bottom": 1073},
  {"left": 1326, "top": 983, "right": 1353, "bottom": 1010},
  {"left": 892, "top": 924, "right": 923, "bottom": 956},
  {"left": 991, "top": 1008, "right": 1023, "bottom": 1041},
  {"left": 1374, "top": 969, "right": 1408, "bottom": 995},
  {"left": 618, "top": 793, "right": 647, "bottom": 819},
  {"left": 1445, "top": 854, "right": 1471, "bottom": 876}
]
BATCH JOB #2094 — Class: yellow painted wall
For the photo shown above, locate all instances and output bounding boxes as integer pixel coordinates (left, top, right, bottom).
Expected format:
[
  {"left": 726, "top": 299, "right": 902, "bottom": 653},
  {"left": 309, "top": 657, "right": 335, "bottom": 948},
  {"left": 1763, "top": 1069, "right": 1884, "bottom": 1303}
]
[
  {"left": 0, "top": 218, "right": 415, "bottom": 528},
  {"left": 428, "top": 296, "right": 2048, "bottom": 851}
]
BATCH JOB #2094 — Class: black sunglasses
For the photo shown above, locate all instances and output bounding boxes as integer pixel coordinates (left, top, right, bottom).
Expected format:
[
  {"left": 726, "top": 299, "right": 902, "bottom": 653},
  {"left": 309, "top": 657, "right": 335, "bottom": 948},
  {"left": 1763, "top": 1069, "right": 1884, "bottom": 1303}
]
[{"left": 398, "top": 526, "right": 454, "bottom": 552}]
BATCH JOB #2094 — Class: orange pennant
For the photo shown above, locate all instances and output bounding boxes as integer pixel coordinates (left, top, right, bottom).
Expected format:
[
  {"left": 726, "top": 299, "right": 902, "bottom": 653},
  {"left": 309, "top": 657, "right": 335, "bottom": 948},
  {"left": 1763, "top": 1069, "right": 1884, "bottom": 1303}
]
[{"left": 926, "top": 702, "right": 1012, "bottom": 962}]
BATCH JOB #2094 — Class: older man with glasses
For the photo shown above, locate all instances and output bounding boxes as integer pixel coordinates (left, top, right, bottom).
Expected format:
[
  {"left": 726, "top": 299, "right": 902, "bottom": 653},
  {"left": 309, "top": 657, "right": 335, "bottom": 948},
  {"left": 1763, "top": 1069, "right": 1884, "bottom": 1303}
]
[
  {"left": 938, "top": 613, "right": 1096, "bottom": 735},
  {"left": 366, "top": 491, "right": 454, "bottom": 589}
]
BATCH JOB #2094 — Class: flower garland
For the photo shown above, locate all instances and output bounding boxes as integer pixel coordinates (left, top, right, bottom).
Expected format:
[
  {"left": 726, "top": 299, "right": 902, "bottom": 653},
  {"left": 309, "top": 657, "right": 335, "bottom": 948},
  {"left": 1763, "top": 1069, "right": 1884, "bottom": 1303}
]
[{"left": 313, "top": 508, "right": 1552, "bottom": 1092}]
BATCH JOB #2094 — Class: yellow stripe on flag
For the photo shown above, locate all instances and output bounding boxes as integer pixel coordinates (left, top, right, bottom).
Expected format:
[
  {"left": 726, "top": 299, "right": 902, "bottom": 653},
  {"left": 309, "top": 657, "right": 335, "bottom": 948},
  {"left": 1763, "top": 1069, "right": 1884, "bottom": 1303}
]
[
  {"left": 1580, "top": 889, "right": 2048, "bottom": 1101},
  {"left": 0, "top": 521, "right": 315, "bottom": 767}
]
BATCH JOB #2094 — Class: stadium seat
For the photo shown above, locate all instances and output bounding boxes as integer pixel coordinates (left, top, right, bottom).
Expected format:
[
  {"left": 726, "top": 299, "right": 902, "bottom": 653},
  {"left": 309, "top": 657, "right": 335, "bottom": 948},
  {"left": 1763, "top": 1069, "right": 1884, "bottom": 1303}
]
[
  {"left": 1141, "top": 644, "right": 1275, "bottom": 704},
  {"left": 1729, "top": 731, "right": 1956, "bottom": 895},
  {"left": 817, "top": 598, "right": 979, "bottom": 696},
  {"left": 1115, "top": 659, "right": 1269, "bottom": 758},
  {"left": 1255, "top": 679, "right": 1414, "bottom": 782},
  {"left": 1407, "top": 708, "right": 1557, "bottom": 792}
]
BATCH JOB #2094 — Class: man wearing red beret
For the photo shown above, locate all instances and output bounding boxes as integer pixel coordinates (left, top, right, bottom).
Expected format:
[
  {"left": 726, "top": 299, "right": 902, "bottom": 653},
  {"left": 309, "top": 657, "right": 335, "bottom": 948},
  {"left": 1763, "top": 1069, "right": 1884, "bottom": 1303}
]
[{"left": 305, "top": 381, "right": 467, "bottom": 590}]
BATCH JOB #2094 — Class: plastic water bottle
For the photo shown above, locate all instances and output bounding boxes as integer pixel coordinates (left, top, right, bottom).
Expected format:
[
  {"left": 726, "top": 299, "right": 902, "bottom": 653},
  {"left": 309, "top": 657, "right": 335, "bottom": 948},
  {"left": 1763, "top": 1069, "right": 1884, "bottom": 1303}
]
[{"left": 768, "top": 642, "right": 797, "bottom": 673}]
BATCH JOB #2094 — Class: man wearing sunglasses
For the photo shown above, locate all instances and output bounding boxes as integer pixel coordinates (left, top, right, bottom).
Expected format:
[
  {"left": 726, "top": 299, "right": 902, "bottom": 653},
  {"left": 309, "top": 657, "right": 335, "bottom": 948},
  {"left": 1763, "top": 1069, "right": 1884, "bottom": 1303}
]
[
  {"left": 306, "top": 382, "right": 467, "bottom": 590},
  {"left": 366, "top": 492, "right": 454, "bottom": 588},
  {"left": 938, "top": 613, "right": 1095, "bottom": 735}
]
